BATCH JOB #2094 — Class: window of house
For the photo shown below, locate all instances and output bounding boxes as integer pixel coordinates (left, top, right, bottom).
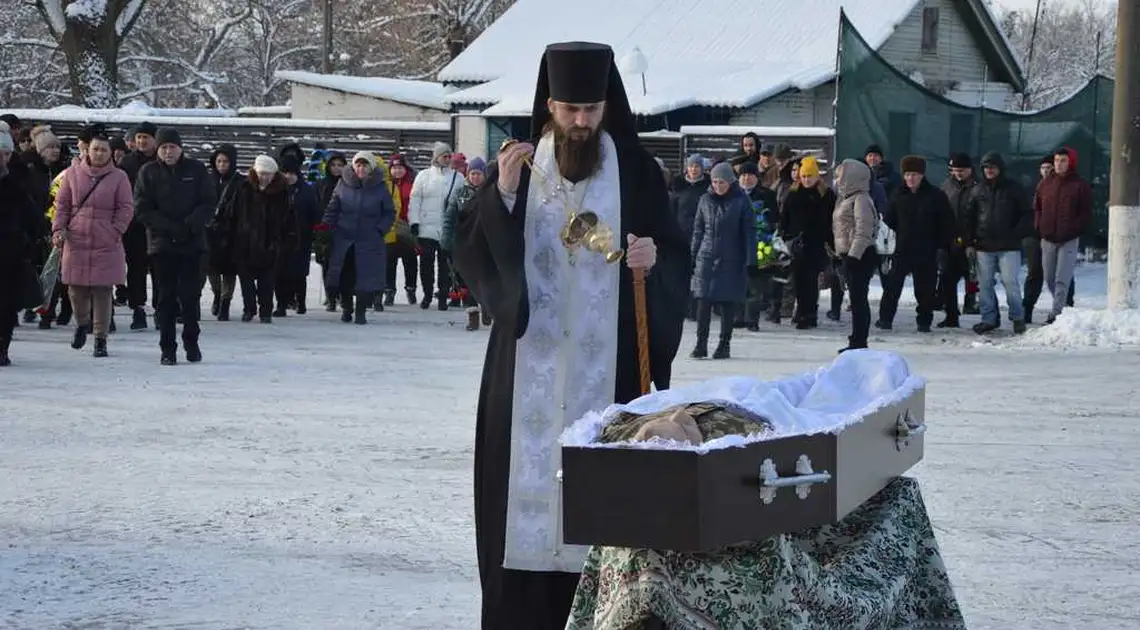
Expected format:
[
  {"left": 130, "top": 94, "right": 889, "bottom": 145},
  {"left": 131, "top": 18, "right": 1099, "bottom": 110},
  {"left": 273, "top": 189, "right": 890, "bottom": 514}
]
[
  {"left": 888, "top": 112, "right": 916, "bottom": 156},
  {"left": 921, "top": 7, "right": 940, "bottom": 54}
]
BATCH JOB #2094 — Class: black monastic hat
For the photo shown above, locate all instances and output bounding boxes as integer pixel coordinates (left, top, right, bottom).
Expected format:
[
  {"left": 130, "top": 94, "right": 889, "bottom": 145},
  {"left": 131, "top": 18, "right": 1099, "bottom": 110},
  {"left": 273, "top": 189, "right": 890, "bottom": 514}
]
[{"left": 529, "top": 41, "right": 635, "bottom": 141}]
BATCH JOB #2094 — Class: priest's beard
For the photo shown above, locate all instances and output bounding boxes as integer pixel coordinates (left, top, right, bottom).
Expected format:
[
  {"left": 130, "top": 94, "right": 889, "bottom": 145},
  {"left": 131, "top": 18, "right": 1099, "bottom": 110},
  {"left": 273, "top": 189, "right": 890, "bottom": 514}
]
[{"left": 548, "top": 121, "right": 602, "bottom": 183}]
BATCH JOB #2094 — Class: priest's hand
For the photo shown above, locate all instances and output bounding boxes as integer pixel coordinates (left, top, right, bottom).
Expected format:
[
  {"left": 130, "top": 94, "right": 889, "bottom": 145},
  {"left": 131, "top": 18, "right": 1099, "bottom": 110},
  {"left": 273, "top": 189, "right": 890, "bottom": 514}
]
[
  {"left": 626, "top": 234, "right": 656, "bottom": 271},
  {"left": 497, "top": 141, "right": 534, "bottom": 196}
]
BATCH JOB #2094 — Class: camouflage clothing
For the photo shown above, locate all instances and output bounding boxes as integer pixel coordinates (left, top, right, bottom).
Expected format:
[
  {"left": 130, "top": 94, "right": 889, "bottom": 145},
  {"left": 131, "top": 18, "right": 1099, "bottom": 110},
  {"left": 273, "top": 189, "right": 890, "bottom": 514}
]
[{"left": 599, "top": 403, "right": 772, "bottom": 444}]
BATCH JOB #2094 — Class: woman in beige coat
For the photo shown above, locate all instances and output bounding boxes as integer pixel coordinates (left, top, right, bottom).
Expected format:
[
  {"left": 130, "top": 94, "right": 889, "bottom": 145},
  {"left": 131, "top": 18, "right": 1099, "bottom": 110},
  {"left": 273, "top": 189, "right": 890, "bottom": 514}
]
[{"left": 832, "top": 159, "right": 878, "bottom": 353}]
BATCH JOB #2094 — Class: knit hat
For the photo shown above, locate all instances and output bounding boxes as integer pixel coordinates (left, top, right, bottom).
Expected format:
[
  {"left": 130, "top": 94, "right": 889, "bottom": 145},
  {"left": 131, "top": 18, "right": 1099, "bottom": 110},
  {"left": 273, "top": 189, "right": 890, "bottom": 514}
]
[
  {"left": 0, "top": 114, "right": 20, "bottom": 131},
  {"left": 772, "top": 142, "right": 794, "bottom": 161},
  {"left": 948, "top": 153, "right": 973, "bottom": 169},
  {"left": 352, "top": 151, "right": 376, "bottom": 168},
  {"left": 864, "top": 144, "right": 884, "bottom": 158},
  {"left": 710, "top": 162, "right": 735, "bottom": 183},
  {"left": 899, "top": 155, "right": 926, "bottom": 175},
  {"left": 32, "top": 125, "right": 60, "bottom": 152},
  {"left": 798, "top": 155, "right": 821, "bottom": 178},
  {"left": 981, "top": 151, "right": 1005, "bottom": 170},
  {"left": 135, "top": 122, "right": 158, "bottom": 138},
  {"left": 110, "top": 136, "right": 128, "bottom": 152},
  {"left": 0, "top": 131, "right": 13, "bottom": 153},
  {"left": 155, "top": 128, "right": 182, "bottom": 148},
  {"left": 468, "top": 157, "right": 487, "bottom": 173},
  {"left": 432, "top": 142, "right": 452, "bottom": 160},
  {"left": 253, "top": 154, "right": 278, "bottom": 174},
  {"left": 685, "top": 153, "right": 703, "bottom": 168},
  {"left": 280, "top": 155, "right": 302, "bottom": 175}
]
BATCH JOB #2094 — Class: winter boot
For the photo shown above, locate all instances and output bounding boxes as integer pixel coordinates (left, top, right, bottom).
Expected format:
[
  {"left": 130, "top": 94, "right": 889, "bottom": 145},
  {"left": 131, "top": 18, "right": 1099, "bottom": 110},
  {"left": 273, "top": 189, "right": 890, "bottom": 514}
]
[
  {"left": 93, "top": 337, "right": 108, "bottom": 358},
  {"left": 712, "top": 338, "right": 731, "bottom": 360},
  {"left": 295, "top": 281, "right": 307, "bottom": 314},
  {"left": 874, "top": 319, "right": 893, "bottom": 331},
  {"left": 23, "top": 309, "right": 37, "bottom": 324},
  {"left": 184, "top": 339, "right": 202, "bottom": 363},
  {"left": 466, "top": 307, "right": 481, "bottom": 331},
  {"left": 160, "top": 348, "right": 178, "bottom": 365},
  {"left": 211, "top": 295, "right": 220, "bottom": 317},
  {"left": 936, "top": 316, "right": 959, "bottom": 328},
  {"left": 0, "top": 337, "right": 10, "bottom": 367},
  {"left": 420, "top": 295, "right": 432, "bottom": 310},
  {"left": 71, "top": 324, "right": 91, "bottom": 350},
  {"left": 481, "top": 308, "right": 493, "bottom": 327},
  {"left": 38, "top": 317, "right": 52, "bottom": 330},
  {"left": 217, "top": 299, "right": 231, "bottom": 321},
  {"left": 406, "top": 289, "right": 417, "bottom": 305},
  {"left": 341, "top": 294, "right": 354, "bottom": 323},
  {"left": 354, "top": 293, "right": 368, "bottom": 325},
  {"left": 437, "top": 295, "right": 449, "bottom": 311},
  {"left": 373, "top": 292, "right": 384, "bottom": 312},
  {"left": 273, "top": 305, "right": 288, "bottom": 318},
  {"left": 130, "top": 307, "right": 148, "bottom": 330},
  {"left": 917, "top": 324, "right": 932, "bottom": 333},
  {"left": 383, "top": 290, "right": 396, "bottom": 306},
  {"left": 972, "top": 321, "right": 999, "bottom": 335},
  {"left": 690, "top": 333, "right": 709, "bottom": 359},
  {"left": 260, "top": 315, "right": 272, "bottom": 324},
  {"left": 1013, "top": 319, "right": 1027, "bottom": 335}
]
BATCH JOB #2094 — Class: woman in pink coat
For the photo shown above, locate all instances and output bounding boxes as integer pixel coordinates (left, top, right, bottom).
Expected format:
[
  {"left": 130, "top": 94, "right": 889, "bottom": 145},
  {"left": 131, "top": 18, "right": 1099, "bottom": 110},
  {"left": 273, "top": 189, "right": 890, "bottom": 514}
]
[{"left": 51, "top": 132, "right": 133, "bottom": 357}]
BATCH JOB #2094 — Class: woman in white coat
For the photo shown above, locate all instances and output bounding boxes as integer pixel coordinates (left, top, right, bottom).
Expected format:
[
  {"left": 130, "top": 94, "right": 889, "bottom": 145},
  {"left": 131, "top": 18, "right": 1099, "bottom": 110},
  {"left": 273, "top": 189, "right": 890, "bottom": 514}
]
[{"left": 408, "top": 142, "right": 464, "bottom": 310}]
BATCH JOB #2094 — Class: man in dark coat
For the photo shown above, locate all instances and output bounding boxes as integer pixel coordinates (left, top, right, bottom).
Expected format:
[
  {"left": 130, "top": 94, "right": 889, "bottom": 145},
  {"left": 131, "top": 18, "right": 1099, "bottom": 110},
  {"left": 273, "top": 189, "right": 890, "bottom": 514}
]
[
  {"left": 937, "top": 153, "right": 981, "bottom": 327},
  {"left": 451, "top": 41, "right": 689, "bottom": 630},
  {"left": 118, "top": 121, "right": 159, "bottom": 329},
  {"left": 278, "top": 156, "right": 322, "bottom": 315},
  {"left": 133, "top": 128, "right": 216, "bottom": 364},
  {"left": 963, "top": 152, "right": 1033, "bottom": 335},
  {"left": 876, "top": 155, "right": 954, "bottom": 332}
]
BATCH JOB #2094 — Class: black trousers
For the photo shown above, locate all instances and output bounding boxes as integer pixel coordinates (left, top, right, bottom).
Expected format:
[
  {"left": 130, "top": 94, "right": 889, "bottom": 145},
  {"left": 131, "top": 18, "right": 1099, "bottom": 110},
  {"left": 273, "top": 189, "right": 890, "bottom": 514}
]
[
  {"left": 205, "top": 273, "right": 236, "bottom": 301},
  {"left": 45, "top": 280, "right": 72, "bottom": 322},
  {"left": 826, "top": 265, "right": 844, "bottom": 315},
  {"left": 0, "top": 310, "right": 15, "bottom": 341},
  {"left": 1023, "top": 237, "right": 1075, "bottom": 311},
  {"left": 239, "top": 267, "right": 275, "bottom": 317},
  {"left": 332, "top": 245, "right": 370, "bottom": 309},
  {"left": 386, "top": 242, "right": 417, "bottom": 293},
  {"left": 879, "top": 257, "right": 939, "bottom": 328},
  {"left": 791, "top": 253, "right": 824, "bottom": 324},
  {"left": 125, "top": 224, "right": 153, "bottom": 309},
  {"left": 940, "top": 246, "right": 972, "bottom": 317},
  {"left": 152, "top": 252, "right": 202, "bottom": 353},
  {"left": 843, "top": 252, "right": 878, "bottom": 347},
  {"left": 418, "top": 238, "right": 451, "bottom": 300},
  {"left": 696, "top": 299, "right": 736, "bottom": 345},
  {"left": 275, "top": 273, "right": 307, "bottom": 309}
]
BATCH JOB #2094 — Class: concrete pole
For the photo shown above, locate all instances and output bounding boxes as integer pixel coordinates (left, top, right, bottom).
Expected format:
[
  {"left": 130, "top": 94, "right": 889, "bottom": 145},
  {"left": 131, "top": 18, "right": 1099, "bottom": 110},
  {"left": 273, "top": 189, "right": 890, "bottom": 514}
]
[{"left": 1107, "top": 0, "right": 1140, "bottom": 309}]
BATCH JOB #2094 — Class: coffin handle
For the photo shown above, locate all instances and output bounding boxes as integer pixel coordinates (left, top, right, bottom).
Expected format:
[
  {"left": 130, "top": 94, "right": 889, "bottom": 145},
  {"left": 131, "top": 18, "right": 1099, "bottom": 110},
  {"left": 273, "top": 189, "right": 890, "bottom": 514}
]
[
  {"left": 758, "top": 455, "right": 832, "bottom": 504},
  {"left": 895, "top": 409, "right": 927, "bottom": 451}
]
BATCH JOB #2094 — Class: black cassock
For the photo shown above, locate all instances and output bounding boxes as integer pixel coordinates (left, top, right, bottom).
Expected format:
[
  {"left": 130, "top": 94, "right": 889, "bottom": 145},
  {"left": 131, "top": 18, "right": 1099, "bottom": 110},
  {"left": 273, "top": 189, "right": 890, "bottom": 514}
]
[{"left": 452, "top": 133, "right": 690, "bottom": 629}]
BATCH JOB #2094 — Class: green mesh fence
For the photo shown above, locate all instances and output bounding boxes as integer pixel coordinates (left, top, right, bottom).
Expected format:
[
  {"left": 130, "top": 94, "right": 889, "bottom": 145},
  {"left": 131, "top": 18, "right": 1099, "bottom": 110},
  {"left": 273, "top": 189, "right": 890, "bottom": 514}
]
[{"left": 835, "top": 12, "right": 1113, "bottom": 244}]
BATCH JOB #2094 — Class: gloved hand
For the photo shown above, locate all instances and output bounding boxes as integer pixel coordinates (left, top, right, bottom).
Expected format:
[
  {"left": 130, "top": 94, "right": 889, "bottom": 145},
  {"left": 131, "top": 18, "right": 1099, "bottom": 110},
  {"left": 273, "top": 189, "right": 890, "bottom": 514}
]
[{"left": 410, "top": 223, "right": 420, "bottom": 237}]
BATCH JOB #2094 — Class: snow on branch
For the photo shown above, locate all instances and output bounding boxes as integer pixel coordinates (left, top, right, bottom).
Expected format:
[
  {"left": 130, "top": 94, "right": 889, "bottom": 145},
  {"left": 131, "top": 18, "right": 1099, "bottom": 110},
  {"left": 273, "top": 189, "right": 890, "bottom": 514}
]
[
  {"left": 193, "top": 3, "right": 253, "bottom": 69},
  {"left": 115, "top": 0, "right": 147, "bottom": 38},
  {"left": 0, "top": 37, "right": 59, "bottom": 49},
  {"left": 34, "top": 0, "right": 67, "bottom": 37}
]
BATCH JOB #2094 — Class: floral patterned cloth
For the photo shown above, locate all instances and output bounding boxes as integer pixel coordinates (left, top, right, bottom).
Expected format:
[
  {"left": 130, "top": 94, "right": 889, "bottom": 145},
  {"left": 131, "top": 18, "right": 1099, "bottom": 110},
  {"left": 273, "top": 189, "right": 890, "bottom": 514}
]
[{"left": 566, "top": 477, "right": 965, "bottom": 630}]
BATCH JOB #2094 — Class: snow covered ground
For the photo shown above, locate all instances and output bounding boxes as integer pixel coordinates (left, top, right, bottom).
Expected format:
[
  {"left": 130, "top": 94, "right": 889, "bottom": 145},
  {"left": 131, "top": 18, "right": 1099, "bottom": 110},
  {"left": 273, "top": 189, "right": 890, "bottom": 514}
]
[{"left": 1, "top": 262, "right": 1138, "bottom": 629}]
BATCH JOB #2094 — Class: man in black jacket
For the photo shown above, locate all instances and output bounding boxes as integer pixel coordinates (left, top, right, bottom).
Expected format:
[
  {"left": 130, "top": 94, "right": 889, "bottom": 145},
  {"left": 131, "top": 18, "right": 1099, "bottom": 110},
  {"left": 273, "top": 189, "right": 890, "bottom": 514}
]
[
  {"left": 963, "top": 152, "right": 1032, "bottom": 335},
  {"left": 876, "top": 155, "right": 954, "bottom": 333},
  {"left": 938, "top": 153, "right": 980, "bottom": 327},
  {"left": 133, "top": 128, "right": 216, "bottom": 365},
  {"left": 118, "top": 121, "right": 159, "bottom": 328}
]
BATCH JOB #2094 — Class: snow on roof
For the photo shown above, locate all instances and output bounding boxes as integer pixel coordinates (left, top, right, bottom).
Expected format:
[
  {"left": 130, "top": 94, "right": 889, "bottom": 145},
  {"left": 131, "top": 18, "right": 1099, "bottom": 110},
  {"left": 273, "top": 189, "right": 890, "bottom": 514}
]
[
  {"left": 439, "top": 0, "right": 922, "bottom": 115},
  {"left": 48, "top": 103, "right": 238, "bottom": 117},
  {"left": 2, "top": 108, "right": 449, "bottom": 131},
  {"left": 275, "top": 70, "right": 450, "bottom": 111},
  {"left": 237, "top": 105, "right": 292, "bottom": 116},
  {"left": 680, "top": 125, "right": 836, "bottom": 138}
]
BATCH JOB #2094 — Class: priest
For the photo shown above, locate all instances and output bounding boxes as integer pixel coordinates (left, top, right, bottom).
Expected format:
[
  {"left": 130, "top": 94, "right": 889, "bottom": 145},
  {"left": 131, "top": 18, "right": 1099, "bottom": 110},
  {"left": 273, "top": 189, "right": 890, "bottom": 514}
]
[{"left": 452, "top": 41, "right": 691, "bottom": 629}]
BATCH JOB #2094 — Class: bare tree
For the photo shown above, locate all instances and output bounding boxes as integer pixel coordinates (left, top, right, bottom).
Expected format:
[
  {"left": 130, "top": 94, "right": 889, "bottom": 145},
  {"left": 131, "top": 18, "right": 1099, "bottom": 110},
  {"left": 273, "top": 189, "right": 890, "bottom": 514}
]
[
  {"left": 33, "top": 0, "right": 149, "bottom": 107},
  {"left": 1001, "top": 0, "right": 1117, "bottom": 110}
]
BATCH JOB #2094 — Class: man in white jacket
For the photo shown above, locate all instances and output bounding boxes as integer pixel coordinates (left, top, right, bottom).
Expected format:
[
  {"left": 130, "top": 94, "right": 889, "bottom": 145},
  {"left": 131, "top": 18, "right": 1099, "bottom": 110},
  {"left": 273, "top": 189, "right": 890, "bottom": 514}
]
[{"left": 409, "top": 141, "right": 463, "bottom": 310}]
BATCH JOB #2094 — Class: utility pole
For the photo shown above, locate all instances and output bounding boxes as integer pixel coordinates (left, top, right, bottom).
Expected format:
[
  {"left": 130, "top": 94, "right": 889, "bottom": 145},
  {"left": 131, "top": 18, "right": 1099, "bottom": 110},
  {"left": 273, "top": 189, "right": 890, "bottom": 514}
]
[
  {"left": 321, "top": 0, "right": 334, "bottom": 74},
  {"left": 1107, "top": 0, "right": 1140, "bottom": 309}
]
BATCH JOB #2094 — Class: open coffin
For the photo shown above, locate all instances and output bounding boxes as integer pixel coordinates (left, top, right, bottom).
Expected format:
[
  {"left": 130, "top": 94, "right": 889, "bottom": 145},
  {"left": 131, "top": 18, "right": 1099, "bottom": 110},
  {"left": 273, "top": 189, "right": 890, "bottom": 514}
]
[{"left": 558, "top": 349, "right": 926, "bottom": 552}]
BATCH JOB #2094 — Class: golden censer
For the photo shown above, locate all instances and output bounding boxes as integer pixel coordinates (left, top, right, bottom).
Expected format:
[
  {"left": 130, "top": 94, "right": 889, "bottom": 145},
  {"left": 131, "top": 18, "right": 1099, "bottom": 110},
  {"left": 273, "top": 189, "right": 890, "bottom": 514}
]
[{"left": 501, "top": 138, "right": 624, "bottom": 264}]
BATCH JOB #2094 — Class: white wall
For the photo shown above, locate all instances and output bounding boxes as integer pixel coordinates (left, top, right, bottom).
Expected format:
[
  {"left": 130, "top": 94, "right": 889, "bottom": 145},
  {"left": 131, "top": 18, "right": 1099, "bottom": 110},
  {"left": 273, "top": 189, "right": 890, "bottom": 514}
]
[
  {"left": 454, "top": 114, "right": 489, "bottom": 160},
  {"left": 728, "top": 84, "right": 836, "bottom": 127},
  {"left": 289, "top": 84, "right": 450, "bottom": 122}
]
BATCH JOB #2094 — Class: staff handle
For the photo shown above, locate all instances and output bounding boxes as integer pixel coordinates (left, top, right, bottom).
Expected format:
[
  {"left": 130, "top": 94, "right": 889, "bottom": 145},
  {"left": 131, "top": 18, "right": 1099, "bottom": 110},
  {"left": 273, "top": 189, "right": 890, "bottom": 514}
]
[{"left": 632, "top": 267, "right": 651, "bottom": 395}]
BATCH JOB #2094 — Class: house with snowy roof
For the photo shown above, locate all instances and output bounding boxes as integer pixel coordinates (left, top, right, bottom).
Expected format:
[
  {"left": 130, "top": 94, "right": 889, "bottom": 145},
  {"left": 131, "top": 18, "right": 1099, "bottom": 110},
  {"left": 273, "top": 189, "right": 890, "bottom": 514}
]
[
  {"left": 439, "top": 0, "right": 1026, "bottom": 160},
  {"left": 275, "top": 70, "right": 451, "bottom": 122}
]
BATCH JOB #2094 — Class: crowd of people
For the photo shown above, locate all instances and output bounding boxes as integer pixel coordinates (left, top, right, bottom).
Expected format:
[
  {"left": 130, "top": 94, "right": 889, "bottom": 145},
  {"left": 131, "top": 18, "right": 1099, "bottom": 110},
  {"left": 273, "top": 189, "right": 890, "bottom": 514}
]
[
  {"left": 0, "top": 113, "right": 1093, "bottom": 367},
  {"left": 0, "top": 113, "right": 490, "bottom": 367},
  {"left": 671, "top": 133, "right": 1090, "bottom": 356}
]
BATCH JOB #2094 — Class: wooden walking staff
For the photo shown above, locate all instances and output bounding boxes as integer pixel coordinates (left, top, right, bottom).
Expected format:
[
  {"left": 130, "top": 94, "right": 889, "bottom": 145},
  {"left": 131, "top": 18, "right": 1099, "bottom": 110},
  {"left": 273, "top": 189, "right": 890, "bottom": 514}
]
[{"left": 631, "top": 267, "right": 651, "bottom": 396}]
